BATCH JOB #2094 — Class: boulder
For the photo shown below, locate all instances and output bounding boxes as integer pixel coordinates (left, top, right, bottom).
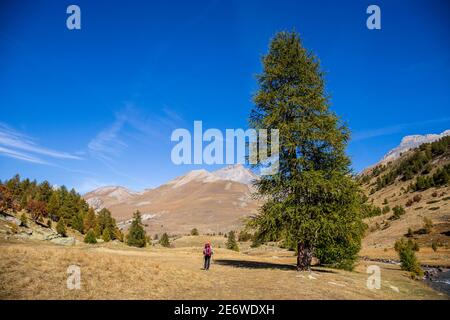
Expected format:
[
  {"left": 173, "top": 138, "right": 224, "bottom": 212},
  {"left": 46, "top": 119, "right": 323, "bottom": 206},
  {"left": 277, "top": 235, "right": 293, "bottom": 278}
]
[
  {"left": 4, "top": 215, "right": 21, "bottom": 227},
  {"left": 28, "top": 225, "right": 59, "bottom": 241},
  {"left": 50, "top": 236, "right": 76, "bottom": 246}
]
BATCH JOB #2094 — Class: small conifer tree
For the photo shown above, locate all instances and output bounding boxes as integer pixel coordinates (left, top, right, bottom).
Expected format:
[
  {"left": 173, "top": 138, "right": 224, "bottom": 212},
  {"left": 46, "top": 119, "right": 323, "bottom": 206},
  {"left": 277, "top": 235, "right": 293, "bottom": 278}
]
[
  {"left": 56, "top": 219, "right": 67, "bottom": 237},
  {"left": 159, "top": 232, "right": 170, "bottom": 247},
  {"left": 394, "top": 238, "right": 423, "bottom": 278},
  {"left": 84, "top": 229, "right": 97, "bottom": 244},
  {"left": 126, "top": 211, "right": 147, "bottom": 248},
  {"left": 20, "top": 212, "right": 27, "bottom": 227},
  {"left": 431, "top": 241, "right": 438, "bottom": 252},
  {"left": 102, "top": 228, "right": 111, "bottom": 242},
  {"left": 392, "top": 205, "right": 406, "bottom": 219},
  {"left": 114, "top": 228, "right": 124, "bottom": 242},
  {"left": 423, "top": 217, "right": 433, "bottom": 234},
  {"left": 83, "top": 208, "right": 97, "bottom": 235},
  {"left": 226, "top": 231, "right": 239, "bottom": 251}
]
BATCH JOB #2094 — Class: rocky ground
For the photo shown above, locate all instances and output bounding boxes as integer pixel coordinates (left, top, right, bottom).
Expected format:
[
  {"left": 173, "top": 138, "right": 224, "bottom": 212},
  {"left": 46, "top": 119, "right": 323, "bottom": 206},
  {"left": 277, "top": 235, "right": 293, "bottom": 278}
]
[{"left": 0, "top": 211, "right": 76, "bottom": 246}]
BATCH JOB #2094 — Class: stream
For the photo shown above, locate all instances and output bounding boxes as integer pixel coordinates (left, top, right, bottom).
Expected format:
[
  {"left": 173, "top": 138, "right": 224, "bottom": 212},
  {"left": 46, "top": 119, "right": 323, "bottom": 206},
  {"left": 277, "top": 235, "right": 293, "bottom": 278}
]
[
  {"left": 423, "top": 267, "right": 450, "bottom": 296},
  {"left": 361, "top": 257, "right": 450, "bottom": 296}
]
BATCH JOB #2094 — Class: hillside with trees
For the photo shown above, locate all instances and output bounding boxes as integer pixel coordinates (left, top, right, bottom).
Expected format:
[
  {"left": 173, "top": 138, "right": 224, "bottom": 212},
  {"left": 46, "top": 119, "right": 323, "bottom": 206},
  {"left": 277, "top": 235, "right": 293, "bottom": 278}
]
[
  {"left": 358, "top": 136, "right": 450, "bottom": 266},
  {"left": 360, "top": 136, "right": 450, "bottom": 193},
  {"left": 0, "top": 174, "right": 123, "bottom": 243}
]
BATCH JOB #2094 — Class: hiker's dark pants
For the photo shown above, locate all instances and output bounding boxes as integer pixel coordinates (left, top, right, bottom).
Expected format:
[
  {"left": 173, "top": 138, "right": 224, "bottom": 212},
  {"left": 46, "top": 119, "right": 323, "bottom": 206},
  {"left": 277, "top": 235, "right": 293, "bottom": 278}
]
[{"left": 204, "top": 255, "right": 211, "bottom": 270}]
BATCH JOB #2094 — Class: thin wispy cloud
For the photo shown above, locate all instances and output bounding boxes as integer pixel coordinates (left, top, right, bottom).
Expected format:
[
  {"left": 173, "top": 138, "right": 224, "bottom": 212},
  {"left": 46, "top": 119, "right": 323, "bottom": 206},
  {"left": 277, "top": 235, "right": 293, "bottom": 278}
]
[
  {"left": 352, "top": 117, "right": 450, "bottom": 142},
  {"left": 0, "top": 146, "right": 50, "bottom": 165},
  {"left": 88, "top": 105, "right": 183, "bottom": 162},
  {"left": 0, "top": 123, "right": 83, "bottom": 164},
  {"left": 86, "top": 105, "right": 184, "bottom": 188},
  {"left": 87, "top": 114, "right": 128, "bottom": 162}
]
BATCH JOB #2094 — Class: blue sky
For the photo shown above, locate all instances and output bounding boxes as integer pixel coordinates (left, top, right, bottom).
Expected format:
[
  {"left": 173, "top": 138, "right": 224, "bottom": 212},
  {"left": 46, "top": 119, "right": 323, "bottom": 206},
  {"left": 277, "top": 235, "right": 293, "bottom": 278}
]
[{"left": 0, "top": 0, "right": 449, "bottom": 193}]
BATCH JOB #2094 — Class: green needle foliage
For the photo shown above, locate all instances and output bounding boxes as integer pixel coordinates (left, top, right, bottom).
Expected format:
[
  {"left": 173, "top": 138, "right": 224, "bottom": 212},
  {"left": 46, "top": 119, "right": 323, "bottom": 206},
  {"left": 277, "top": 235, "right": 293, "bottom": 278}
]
[
  {"left": 84, "top": 229, "right": 97, "bottom": 244},
  {"left": 0, "top": 175, "right": 123, "bottom": 241},
  {"left": 422, "top": 217, "right": 433, "bottom": 234},
  {"left": 96, "top": 208, "right": 119, "bottom": 241},
  {"left": 394, "top": 238, "right": 423, "bottom": 278},
  {"left": 56, "top": 219, "right": 67, "bottom": 237},
  {"left": 126, "top": 211, "right": 147, "bottom": 248},
  {"left": 159, "top": 232, "right": 170, "bottom": 247},
  {"left": 20, "top": 213, "right": 28, "bottom": 227},
  {"left": 392, "top": 205, "right": 406, "bottom": 220},
  {"left": 226, "top": 231, "right": 239, "bottom": 251},
  {"left": 83, "top": 208, "right": 97, "bottom": 235},
  {"left": 102, "top": 228, "right": 111, "bottom": 242},
  {"left": 247, "top": 31, "right": 365, "bottom": 271}
]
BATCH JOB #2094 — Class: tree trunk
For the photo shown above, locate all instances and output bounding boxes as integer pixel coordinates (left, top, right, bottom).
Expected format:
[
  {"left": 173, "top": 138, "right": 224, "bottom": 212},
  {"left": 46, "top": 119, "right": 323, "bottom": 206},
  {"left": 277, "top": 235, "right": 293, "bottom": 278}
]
[{"left": 296, "top": 242, "right": 312, "bottom": 271}]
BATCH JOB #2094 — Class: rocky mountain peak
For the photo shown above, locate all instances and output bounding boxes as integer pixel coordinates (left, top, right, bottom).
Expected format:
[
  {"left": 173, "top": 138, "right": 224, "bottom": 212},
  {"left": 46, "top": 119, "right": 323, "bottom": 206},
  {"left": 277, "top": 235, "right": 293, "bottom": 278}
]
[
  {"left": 380, "top": 129, "right": 450, "bottom": 164},
  {"left": 212, "top": 164, "right": 258, "bottom": 185}
]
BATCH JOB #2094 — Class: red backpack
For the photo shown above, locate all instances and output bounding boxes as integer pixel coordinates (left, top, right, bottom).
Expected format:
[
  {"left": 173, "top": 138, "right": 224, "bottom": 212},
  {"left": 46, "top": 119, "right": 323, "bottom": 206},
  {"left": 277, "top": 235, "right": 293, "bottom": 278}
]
[{"left": 204, "top": 244, "right": 211, "bottom": 256}]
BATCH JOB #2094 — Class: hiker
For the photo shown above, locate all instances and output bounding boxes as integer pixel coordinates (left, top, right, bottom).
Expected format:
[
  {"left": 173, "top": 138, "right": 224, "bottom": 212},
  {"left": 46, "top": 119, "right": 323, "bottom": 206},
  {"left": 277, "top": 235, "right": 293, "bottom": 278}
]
[{"left": 203, "top": 241, "right": 213, "bottom": 270}]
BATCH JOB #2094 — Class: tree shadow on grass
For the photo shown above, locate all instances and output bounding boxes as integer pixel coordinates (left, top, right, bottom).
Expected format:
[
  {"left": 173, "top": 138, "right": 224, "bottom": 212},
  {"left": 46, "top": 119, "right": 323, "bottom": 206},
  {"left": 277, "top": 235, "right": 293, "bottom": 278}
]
[
  {"left": 214, "top": 259, "right": 337, "bottom": 273},
  {"left": 214, "top": 259, "right": 296, "bottom": 270}
]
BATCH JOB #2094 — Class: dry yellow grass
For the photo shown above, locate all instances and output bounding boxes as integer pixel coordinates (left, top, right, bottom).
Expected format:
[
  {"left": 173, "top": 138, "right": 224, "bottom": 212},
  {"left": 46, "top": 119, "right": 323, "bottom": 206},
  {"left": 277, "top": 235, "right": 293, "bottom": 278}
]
[
  {"left": 360, "top": 246, "right": 450, "bottom": 267},
  {"left": 361, "top": 179, "right": 449, "bottom": 266},
  {"left": 0, "top": 238, "right": 447, "bottom": 300}
]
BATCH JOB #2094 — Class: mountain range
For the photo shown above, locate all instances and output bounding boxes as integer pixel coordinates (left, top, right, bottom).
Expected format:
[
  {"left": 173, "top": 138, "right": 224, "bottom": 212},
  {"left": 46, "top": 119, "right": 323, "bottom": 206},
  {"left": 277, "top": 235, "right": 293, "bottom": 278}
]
[
  {"left": 83, "top": 164, "right": 259, "bottom": 235},
  {"left": 84, "top": 130, "right": 449, "bottom": 235}
]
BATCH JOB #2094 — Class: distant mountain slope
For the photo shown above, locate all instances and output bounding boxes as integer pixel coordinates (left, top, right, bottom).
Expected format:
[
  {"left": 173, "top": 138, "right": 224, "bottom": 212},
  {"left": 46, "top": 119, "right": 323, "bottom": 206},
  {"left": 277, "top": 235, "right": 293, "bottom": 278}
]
[
  {"left": 380, "top": 130, "right": 450, "bottom": 164},
  {"left": 360, "top": 133, "right": 450, "bottom": 192},
  {"left": 212, "top": 164, "right": 259, "bottom": 185},
  {"left": 83, "top": 165, "right": 260, "bottom": 235},
  {"left": 358, "top": 133, "right": 450, "bottom": 259},
  {"left": 84, "top": 186, "right": 137, "bottom": 213},
  {"left": 165, "top": 169, "right": 221, "bottom": 188}
]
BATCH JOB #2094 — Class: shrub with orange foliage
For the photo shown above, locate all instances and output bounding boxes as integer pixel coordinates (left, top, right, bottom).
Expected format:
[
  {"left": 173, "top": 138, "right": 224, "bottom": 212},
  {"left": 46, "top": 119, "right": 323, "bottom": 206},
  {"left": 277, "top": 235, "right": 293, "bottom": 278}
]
[{"left": 26, "top": 199, "right": 48, "bottom": 222}]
